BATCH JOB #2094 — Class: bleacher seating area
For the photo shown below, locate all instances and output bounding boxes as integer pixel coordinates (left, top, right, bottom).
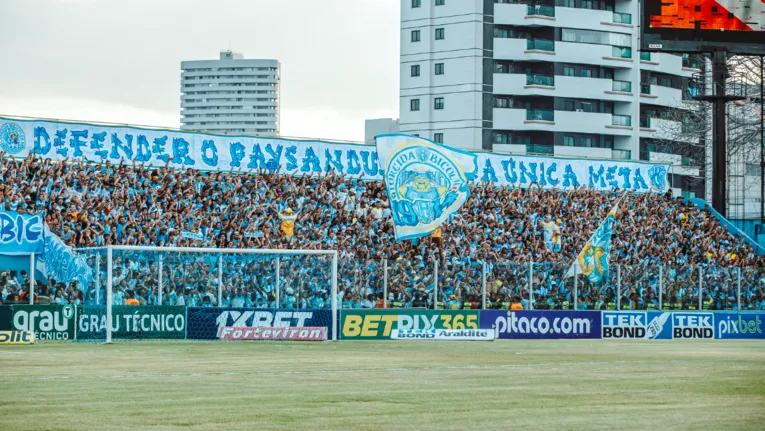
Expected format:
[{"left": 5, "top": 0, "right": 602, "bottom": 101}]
[{"left": 1, "top": 154, "right": 764, "bottom": 310}]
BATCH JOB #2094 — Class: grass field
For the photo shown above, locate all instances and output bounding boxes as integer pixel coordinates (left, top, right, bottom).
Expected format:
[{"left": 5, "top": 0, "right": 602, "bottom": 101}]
[{"left": 0, "top": 340, "right": 763, "bottom": 430}]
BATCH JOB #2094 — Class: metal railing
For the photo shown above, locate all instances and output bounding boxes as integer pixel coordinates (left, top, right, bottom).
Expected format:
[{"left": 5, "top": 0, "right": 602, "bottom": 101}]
[
  {"left": 612, "top": 12, "right": 632, "bottom": 24},
  {"left": 612, "top": 46, "right": 632, "bottom": 59},
  {"left": 640, "top": 51, "right": 652, "bottom": 61},
  {"left": 526, "top": 144, "right": 554, "bottom": 154},
  {"left": 640, "top": 116, "right": 651, "bottom": 128},
  {"left": 640, "top": 83, "right": 652, "bottom": 95},
  {"left": 612, "top": 149, "right": 632, "bottom": 160}
]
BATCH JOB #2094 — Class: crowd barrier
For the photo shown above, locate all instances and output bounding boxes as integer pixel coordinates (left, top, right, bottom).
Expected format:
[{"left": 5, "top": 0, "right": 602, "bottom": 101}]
[{"left": 1, "top": 305, "right": 762, "bottom": 341}]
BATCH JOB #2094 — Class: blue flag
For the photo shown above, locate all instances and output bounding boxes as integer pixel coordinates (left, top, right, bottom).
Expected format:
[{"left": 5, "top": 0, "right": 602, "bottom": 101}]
[
  {"left": 566, "top": 196, "right": 623, "bottom": 285},
  {"left": 375, "top": 134, "right": 478, "bottom": 241}
]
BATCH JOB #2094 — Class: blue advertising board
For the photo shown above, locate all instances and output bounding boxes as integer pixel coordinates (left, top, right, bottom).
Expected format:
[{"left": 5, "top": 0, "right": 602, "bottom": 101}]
[
  {"left": 479, "top": 310, "right": 601, "bottom": 339},
  {"left": 601, "top": 311, "right": 716, "bottom": 339},
  {"left": 186, "top": 308, "right": 333, "bottom": 340},
  {"left": 715, "top": 312, "right": 765, "bottom": 339},
  {"left": 0, "top": 211, "right": 44, "bottom": 253}
]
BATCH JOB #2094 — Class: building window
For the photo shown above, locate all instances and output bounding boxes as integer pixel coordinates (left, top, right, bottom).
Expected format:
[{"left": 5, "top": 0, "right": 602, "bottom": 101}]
[
  {"left": 563, "top": 136, "right": 575, "bottom": 147},
  {"left": 411, "top": 99, "right": 420, "bottom": 111},
  {"left": 436, "top": 0, "right": 445, "bottom": 5},
  {"left": 435, "top": 28, "right": 445, "bottom": 40},
  {"left": 581, "top": 68, "right": 593, "bottom": 78},
  {"left": 411, "top": 65, "right": 420, "bottom": 77},
  {"left": 580, "top": 137, "right": 593, "bottom": 147},
  {"left": 411, "top": 30, "right": 421, "bottom": 42},
  {"left": 435, "top": 63, "right": 444, "bottom": 75},
  {"left": 434, "top": 97, "right": 445, "bottom": 110},
  {"left": 434, "top": 133, "right": 444, "bottom": 143},
  {"left": 412, "top": 0, "right": 421, "bottom": 7},
  {"left": 563, "top": 66, "right": 575, "bottom": 77}
]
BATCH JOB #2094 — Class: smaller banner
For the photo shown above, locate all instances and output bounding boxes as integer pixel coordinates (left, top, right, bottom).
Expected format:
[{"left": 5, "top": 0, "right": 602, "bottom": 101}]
[
  {"left": 391, "top": 328, "right": 495, "bottom": 341},
  {"left": 601, "top": 311, "right": 715, "bottom": 340},
  {"left": 11, "top": 304, "right": 76, "bottom": 340},
  {"left": 715, "top": 313, "right": 765, "bottom": 339},
  {"left": 480, "top": 310, "right": 601, "bottom": 339},
  {"left": 187, "top": 308, "right": 333, "bottom": 340},
  {"left": 375, "top": 134, "right": 478, "bottom": 241},
  {"left": 0, "top": 330, "right": 35, "bottom": 344},
  {"left": 76, "top": 306, "right": 186, "bottom": 340},
  {"left": 219, "top": 326, "right": 327, "bottom": 341},
  {"left": 0, "top": 211, "right": 44, "bottom": 253},
  {"left": 341, "top": 310, "right": 480, "bottom": 340}
]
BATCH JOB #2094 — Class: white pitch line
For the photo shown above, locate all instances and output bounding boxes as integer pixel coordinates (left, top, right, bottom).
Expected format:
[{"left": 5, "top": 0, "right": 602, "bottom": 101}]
[{"left": 0, "top": 360, "right": 679, "bottom": 382}]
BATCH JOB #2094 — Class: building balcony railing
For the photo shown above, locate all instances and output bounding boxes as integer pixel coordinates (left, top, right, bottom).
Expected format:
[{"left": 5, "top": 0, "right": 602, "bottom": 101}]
[
  {"left": 527, "top": 4, "right": 555, "bottom": 17},
  {"left": 612, "top": 149, "right": 632, "bottom": 160},
  {"left": 611, "top": 46, "right": 632, "bottom": 59},
  {"left": 612, "top": 80, "right": 632, "bottom": 92},
  {"left": 612, "top": 12, "right": 632, "bottom": 24},
  {"left": 640, "top": 51, "right": 652, "bottom": 61},
  {"left": 526, "top": 74, "right": 555, "bottom": 86},
  {"left": 640, "top": 116, "right": 651, "bottom": 128},
  {"left": 527, "top": 38, "right": 555, "bottom": 52},
  {"left": 526, "top": 144, "right": 554, "bottom": 155},
  {"left": 611, "top": 114, "right": 632, "bottom": 127},
  {"left": 640, "top": 83, "right": 651, "bottom": 95},
  {"left": 526, "top": 109, "right": 554, "bottom": 121}
]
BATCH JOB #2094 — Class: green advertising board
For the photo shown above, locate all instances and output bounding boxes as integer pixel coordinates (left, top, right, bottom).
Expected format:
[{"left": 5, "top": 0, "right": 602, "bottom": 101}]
[
  {"left": 340, "top": 309, "right": 480, "bottom": 340},
  {"left": 11, "top": 305, "right": 76, "bottom": 340},
  {"left": 76, "top": 306, "right": 186, "bottom": 340}
]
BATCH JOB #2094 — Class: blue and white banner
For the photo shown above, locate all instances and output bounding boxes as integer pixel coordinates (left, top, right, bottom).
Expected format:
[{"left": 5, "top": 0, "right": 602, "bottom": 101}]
[
  {"left": 375, "top": 134, "right": 478, "bottom": 241},
  {"left": 41, "top": 225, "right": 90, "bottom": 289},
  {"left": 715, "top": 312, "right": 765, "bottom": 339},
  {"left": 0, "top": 117, "right": 670, "bottom": 193},
  {"left": 0, "top": 211, "right": 44, "bottom": 254}
]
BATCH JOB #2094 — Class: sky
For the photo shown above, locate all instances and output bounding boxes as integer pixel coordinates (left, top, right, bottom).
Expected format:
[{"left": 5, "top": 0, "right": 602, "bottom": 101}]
[{"left": 0, "top": 0, "right": 400, "bottom": 142}]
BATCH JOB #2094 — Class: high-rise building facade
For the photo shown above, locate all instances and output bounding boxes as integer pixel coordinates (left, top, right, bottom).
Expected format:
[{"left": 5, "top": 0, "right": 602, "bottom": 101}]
[
  {"left": 399, "top": 0, "right": 705, "bottom": 197},
  {"left": 181, "top": 51, "right": 280, "bottom": 136}
]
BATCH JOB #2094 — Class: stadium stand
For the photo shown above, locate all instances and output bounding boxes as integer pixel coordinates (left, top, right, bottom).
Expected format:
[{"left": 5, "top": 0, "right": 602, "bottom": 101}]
[{"left": 1, "top": 153, "right": 764, "bottom": 311}]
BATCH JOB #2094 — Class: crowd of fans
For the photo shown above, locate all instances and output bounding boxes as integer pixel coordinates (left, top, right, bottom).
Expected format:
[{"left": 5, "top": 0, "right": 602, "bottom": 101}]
[{"left": 1, "top": 152, "right": 764, "bottom": 311}]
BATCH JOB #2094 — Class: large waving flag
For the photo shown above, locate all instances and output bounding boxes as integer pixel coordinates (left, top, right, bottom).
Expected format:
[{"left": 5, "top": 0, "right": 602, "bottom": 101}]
[
  {"left": 375, "top": 134, "right": 478, "bottom": 241},
  {"left": 565, "top": 195, "right": 625, "bottom": 284}
]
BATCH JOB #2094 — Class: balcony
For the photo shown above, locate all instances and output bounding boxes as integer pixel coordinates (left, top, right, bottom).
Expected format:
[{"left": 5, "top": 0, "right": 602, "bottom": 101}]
[
  {"left": 526, "top": 74, "right": 554, "bottom": 87},
  {"left": 613, "top": 149, "right": 632, "bottom": 160},
  {"left": 611, "top": 114, "right": 632, "bottom": 127},
  {"left": 611, "top": 46, "right": 632, "bottom": 59},
  {"left": 640, "top": 116, "right": 651, "bottom": 128},
  {"left": 612, "top": 12, "right": 632, "bottom": 25},
  {"left": 640, "top": 51, "right": 652, "bottom": 62},
  {"left": 640, "top": 83, "right": 651, "bottom": 95},
  {"left": 527, "top": 38, "right": 555, "bottom": 52},
  {"left": 611, "top": 80, "right": 632, "bottom": 93},
  {"left": 527, "top": 144, "right": 554, "bottom": 155},
  {"left": 526, "top": 109, "right": 554, "bottom": 122},
  {"left": 527, "top": 4, "right": 555, "bottom": 17}
]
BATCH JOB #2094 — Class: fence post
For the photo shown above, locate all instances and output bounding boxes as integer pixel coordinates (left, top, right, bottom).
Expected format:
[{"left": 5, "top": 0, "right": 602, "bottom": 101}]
[
  {"left": 658, "top": 266, "right": 663, "bottom": 310},
  {"left": 481, "top": 261, "right": 487, "bottom": 310},
  {"left": 573, "top": 272, "right": 578, "bottom": 311},
  {"left": 106, "top": 246, "right": 113, "bottom": 344},
  {"left": 96, "top": 253, "right": 101, "bottom": 305},
  {"left": 158, "top": 256, "right": 163, "bottom": 306},
  {"left": 698, "top": 265, "right": 703, "bottom": 311},
  {"left": 528, "top": 259, "right": 534, "bottom": 310},
  {"left": 331, "top": 252, "right": 338, "bottom": 341},
  {"left": 383, "top": 259, "right": 388, "bottom": 308},
  {"left": 275, "top": 257, "right": 281, "bottom": 309},
  {"left": 433, "top": 257, "right": 439, "bottom": 311},
  {"left": 736, "top": 267, "right": 741, "bottom": 311},
  {"left": 217, "top": 255, "right": 223, "bottom": 307},
  {"left": 29, "top": 253, "right": 34, "bottom": 305},
  {"left": 617, "top": 264, "right": 621, "bottom": 311}
]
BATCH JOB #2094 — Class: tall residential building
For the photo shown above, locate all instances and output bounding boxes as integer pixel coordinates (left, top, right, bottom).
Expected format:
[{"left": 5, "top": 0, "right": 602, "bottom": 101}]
[
  {"left": 181, "top": 50, "right": 280, "bottom": 136},
  {"left": 399, "top": 0, "right": 705, "bottom": 197}
]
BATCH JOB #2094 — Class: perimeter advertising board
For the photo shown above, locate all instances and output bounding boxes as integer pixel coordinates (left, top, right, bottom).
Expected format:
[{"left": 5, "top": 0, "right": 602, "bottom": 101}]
[
  {"left": 715, "top": 312, "right": 765, "bottom": 339},
  {"left": 340, "top": 310, "right": 480, "bottom": 340},
  {"left": 480, "top": 310, "right": 601, "bottom": 339},
  {"left": 76, "top": 306, "right": 186, "bottom": 340},
  {"left": 601, "top": 312, "right": 715, "bottom": 339},
  {"left": 10, "top": 305, "right": 75, "bottom": 340},
  {"left": 187, "top": 308, "right": 333, "bottom": 340}
]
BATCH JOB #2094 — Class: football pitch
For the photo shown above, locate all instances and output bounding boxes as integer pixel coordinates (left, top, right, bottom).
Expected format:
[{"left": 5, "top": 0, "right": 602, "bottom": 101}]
[{"left": 0, "top": 340, "right": 763, "bottom": 430}]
